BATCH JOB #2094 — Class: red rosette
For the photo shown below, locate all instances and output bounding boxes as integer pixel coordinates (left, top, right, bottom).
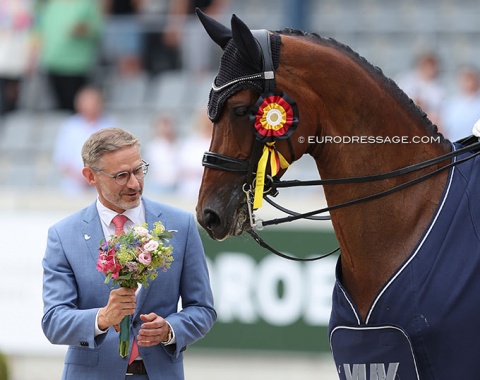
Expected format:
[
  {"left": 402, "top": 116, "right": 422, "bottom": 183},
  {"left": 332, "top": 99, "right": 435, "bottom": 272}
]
[{"left": 250, "top": 92, "right": 299, "bottom": 142}]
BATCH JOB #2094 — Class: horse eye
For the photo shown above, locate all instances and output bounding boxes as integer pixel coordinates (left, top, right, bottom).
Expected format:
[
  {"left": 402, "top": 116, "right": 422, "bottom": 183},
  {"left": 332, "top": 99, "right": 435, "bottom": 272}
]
[{"left": 233, "top": 106, "right": 249, "bottom": 117}]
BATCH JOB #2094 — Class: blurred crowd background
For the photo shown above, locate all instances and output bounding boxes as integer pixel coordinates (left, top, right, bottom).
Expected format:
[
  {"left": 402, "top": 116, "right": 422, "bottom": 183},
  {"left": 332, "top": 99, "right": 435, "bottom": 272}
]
[
  {"left": 2, "top": 0, "right": 480, "bottom": 379},
  {"left": 2, "top": 0, "right": 480, "bottom": 198}
]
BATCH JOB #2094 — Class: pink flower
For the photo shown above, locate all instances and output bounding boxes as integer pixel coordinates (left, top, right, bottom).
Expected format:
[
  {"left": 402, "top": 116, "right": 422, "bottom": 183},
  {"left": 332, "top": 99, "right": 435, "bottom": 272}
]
[
  {"left": 96, "top": 258, "right": 107, "bottom": 273},
  {"left": 112, "top": 270, "right": 121, "bottom": 279},
  {"left": 96, "top": 247, "right": 122, "bottom": 277},
  {"left": 138, "top": 252, "right": 152, "bottom": 265},
  {"left": 143, "top": 240, "right": 159, "bottom": 252}
]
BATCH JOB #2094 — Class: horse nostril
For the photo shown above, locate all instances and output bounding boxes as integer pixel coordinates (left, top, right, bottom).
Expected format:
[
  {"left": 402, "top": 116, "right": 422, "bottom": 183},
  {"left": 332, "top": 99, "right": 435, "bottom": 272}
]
[{"left": 203, "top": 209, "right": 221, "bottom": 230}]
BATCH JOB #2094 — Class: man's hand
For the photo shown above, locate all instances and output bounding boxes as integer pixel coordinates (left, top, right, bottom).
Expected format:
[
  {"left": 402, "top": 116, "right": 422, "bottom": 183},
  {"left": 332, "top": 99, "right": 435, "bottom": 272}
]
[
  {"left": 136, "top": 313, "right": 171, "bottom": 346},
  {"left": 98, "top": 287, "right": 136, "bottom": 330}
]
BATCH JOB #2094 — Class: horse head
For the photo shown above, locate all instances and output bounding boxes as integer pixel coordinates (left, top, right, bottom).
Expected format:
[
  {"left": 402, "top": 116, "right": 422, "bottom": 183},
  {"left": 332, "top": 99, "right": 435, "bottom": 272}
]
[
  {"left": 195, "top": 11, "right": 315, "bottom": 240},
  {"left": 195, "top": 11, "right": 451, "bottom": 252}
]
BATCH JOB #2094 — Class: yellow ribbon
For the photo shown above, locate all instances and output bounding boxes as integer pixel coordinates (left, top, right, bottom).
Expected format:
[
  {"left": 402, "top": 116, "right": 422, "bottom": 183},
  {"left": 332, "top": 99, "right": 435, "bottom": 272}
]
[{"left": 253, "top": 142, "right": 290, "bottom": 209}]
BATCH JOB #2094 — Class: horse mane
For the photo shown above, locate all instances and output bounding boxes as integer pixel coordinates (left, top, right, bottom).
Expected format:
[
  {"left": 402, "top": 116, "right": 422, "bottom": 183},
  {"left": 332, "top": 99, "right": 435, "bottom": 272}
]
[{"left": 276, "top": 28, "right": 446, "bottom": 142}]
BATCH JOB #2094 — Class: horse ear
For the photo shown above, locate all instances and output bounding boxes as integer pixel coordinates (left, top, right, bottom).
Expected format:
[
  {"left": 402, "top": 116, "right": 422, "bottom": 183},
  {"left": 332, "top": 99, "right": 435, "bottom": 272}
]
[
  {"left": 196, "top": 8, "right": 232, "bottom": 50},
  {"left": 231, "top": 14, "right": 262, "bottom": 69}
]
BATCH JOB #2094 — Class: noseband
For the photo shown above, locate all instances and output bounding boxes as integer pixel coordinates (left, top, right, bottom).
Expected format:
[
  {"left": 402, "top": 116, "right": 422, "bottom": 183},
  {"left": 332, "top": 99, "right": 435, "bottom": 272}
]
[{"left": 202, "top": 152, "right": 250, "bottom": 173}]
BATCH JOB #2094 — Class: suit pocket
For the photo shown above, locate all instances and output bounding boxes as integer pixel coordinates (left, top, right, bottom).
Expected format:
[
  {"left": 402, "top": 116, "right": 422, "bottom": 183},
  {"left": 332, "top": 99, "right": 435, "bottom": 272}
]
[{"left": 65, "top": 346, "right": 99, "bottom": 367}]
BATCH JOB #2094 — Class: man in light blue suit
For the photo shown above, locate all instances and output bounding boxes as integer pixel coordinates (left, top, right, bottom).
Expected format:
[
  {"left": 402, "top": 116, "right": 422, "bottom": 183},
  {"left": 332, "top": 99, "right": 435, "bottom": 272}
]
[{"left": 42, "top": 128, "right": 216, "bottom": 379}]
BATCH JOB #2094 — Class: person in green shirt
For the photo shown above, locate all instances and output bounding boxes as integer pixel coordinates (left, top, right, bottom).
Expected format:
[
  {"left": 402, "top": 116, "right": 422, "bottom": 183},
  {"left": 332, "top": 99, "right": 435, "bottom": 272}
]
[{"left": 33, "top": 0, "right": 104, "bottom": 112}]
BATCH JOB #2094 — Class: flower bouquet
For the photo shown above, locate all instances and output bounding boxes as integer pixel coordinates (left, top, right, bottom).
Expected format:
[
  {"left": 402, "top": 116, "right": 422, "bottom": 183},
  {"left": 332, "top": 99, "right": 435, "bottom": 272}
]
[{"left": 97, "top": 221, "right": 174, "bottom": 358}]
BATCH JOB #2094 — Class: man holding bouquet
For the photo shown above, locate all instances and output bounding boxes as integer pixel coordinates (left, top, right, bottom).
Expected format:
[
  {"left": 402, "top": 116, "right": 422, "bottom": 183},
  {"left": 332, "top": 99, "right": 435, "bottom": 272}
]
[{"left": 42, "top": 128, "right": 216, "bottom": 379}]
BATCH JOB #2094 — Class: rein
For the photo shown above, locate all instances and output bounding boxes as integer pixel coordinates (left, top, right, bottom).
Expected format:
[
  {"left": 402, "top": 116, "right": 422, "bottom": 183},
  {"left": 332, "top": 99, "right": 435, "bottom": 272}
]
[
  {"left": 263, "top": 138, "right": 480, "bottom": 226},
  {"left": 203, "top": 137, "right": 480, "bottom": 261}
]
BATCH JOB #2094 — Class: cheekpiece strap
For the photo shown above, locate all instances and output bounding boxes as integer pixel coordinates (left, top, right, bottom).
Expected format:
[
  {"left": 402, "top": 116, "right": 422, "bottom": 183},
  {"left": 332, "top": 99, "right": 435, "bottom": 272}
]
[{"left": 252, "top": 29, "right": 276, "bottom": 93}]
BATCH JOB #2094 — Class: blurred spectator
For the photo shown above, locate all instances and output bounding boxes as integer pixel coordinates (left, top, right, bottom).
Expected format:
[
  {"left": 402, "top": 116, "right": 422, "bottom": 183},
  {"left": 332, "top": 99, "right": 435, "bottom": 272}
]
[
  {"left": 52, "top": 86, "right": 115, "bottom": 195},
  {"left": 102, "top": 0, "right": 149, "bottom": 109},
  {"left": 102, "top": 0, "right": 144, "bottom": 77},
  {"left": 33, "top": 0, "right": 104, "bottom": 112},
  {"left": 143, "top": 113, "right": 179, "bottom": 194},
  {"left": 441, "top": 66, "right": 480, "bottom": 141},
  {"left": 0, "top": 0, "right": 35, "bottom": 115},
  {"left": 163, "top": 0, "right": 230, "bottom": 77},
  {"left": 396, "top": 52, "right": 446, "bottom": 127},
  {"left": 177, "top": 109, "right": 212, "bottom": 199},
  {"left": 138, "top": 0, "right": 181, "bottom": 77}
]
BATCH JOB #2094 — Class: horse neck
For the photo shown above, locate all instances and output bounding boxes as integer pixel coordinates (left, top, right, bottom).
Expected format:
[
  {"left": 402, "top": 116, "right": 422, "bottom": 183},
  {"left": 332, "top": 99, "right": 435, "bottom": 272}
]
[
  {"left": 276, "top": 37, "right": 452, "bottom": 318},
  {"left": 325, "top": 118, "right": 450, "bottom": 317},
  {"left": 311, "top": 81, "right": 450, "bottom": 320}
]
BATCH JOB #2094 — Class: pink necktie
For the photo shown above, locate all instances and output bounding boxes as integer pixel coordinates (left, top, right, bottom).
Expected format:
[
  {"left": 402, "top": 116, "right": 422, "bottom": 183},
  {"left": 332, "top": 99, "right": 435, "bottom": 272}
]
[
  {"left": 111, "top": 215, "right": 139, "bottom": 364},
  {"left": 112, "top": 215, "right": 128, "bottom": 236},
  {"left": 129, "top": 337, "right": 140, "bottom": 365}
]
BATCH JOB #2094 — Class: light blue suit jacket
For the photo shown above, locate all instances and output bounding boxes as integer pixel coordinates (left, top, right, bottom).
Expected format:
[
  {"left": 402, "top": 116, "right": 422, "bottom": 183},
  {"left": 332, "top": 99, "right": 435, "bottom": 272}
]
[{"left": 42, "top": 198, "right": 216, "bottom": 380}]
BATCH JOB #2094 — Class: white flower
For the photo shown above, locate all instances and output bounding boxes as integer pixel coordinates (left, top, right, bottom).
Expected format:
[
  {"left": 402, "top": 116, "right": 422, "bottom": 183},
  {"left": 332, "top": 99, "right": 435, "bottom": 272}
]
[
  {"left": 134, "top": 226, "right": 149, "bottom": 237},
  {"left": 143, "top": 240, "right": 159, "bottom": 252}
]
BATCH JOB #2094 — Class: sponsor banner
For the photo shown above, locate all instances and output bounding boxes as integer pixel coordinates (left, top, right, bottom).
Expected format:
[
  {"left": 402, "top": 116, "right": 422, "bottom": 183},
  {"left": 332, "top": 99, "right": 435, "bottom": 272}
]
[{"left": 196, "top": 227, "right": 339, "bottom": 352}]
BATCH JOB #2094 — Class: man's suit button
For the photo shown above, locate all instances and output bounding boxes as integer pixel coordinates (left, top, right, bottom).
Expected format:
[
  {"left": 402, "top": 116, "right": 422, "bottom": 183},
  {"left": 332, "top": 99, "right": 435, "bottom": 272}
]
[
  {"left": 132, "top": 321, "right": 138, "bottom": 328},
  {"left": 80, "top": 341, "right": 89, "bottom": 347}
]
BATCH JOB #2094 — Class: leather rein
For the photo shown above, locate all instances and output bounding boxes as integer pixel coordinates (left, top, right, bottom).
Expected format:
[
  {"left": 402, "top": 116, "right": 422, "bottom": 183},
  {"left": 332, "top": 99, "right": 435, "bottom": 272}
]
[{"left": 203, "top": 134, "right": 480, "bottom": 262}]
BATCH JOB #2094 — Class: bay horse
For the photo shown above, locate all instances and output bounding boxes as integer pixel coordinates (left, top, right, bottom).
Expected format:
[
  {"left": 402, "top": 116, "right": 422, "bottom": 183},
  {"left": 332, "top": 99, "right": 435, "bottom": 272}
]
[{"left": 195, "top": 10, "right": 480, "bottom": 380}]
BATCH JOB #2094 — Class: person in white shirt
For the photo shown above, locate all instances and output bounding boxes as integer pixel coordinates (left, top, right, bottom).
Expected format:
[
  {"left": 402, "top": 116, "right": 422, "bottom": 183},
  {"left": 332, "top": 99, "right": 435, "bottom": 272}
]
[
  {"left": 52, "top": 85, "right": 116, "bottom": 194},
  {"left": 396, "top": 52, "right": 446, "bottom": 128},
  {"left": 442, "top": 66, "right": 480, "bottom": 141}
]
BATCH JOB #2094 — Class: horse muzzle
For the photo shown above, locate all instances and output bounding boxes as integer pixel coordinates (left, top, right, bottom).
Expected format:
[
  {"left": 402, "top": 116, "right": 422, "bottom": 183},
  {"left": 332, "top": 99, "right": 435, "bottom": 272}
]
[{"left": 197, "top": 198, "right": 250, "bottom": 241}]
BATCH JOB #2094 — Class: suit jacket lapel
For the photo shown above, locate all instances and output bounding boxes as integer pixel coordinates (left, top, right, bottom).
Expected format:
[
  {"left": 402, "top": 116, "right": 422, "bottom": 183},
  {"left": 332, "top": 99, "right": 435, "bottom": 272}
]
[{"left": 81, "top": 202, "right": 107, "bottom": 282}]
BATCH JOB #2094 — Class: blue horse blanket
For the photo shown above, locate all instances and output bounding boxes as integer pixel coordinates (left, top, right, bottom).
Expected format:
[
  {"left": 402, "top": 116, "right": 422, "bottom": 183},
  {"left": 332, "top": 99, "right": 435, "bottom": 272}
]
[{"left": 329, "top": 143, "right": 480, "bottom": 380}]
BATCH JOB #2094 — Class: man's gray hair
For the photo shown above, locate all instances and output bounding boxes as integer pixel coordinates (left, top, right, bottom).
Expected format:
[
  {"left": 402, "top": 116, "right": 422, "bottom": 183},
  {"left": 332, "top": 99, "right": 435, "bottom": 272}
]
[{"left": 82, "top": 128, "right": 141, "bottom": 168}]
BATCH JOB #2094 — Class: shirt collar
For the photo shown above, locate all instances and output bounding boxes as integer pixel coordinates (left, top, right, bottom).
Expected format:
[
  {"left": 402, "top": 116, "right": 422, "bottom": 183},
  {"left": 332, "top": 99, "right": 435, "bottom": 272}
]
[{"left": 96, "top": 198, "right": 144, "bottom": 228}]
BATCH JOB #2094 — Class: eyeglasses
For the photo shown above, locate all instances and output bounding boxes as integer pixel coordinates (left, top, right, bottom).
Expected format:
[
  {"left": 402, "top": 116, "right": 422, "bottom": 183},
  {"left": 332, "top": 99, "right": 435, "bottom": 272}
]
[{"left": 95, "top": 160, "right": 149, "bottom": 186}]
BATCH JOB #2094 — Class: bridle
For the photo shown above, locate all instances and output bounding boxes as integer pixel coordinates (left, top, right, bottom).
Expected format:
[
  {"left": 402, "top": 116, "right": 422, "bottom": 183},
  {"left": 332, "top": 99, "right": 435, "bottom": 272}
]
[{"left": 202, "top": 29, "right": 480, "bottom": 261}]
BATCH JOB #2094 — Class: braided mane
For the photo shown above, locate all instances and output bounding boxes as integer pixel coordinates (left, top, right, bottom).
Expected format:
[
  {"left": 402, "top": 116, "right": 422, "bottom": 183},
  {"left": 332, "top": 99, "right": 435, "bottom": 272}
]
[{"left": 276, "top": 28, "right": 446, "bottom": 141}]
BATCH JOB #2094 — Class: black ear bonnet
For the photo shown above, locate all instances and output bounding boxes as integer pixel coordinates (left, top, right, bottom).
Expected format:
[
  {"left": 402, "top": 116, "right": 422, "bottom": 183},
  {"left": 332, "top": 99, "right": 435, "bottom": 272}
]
[{"left": 207, "top": 33, "right": 282, "bottom": 121}]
